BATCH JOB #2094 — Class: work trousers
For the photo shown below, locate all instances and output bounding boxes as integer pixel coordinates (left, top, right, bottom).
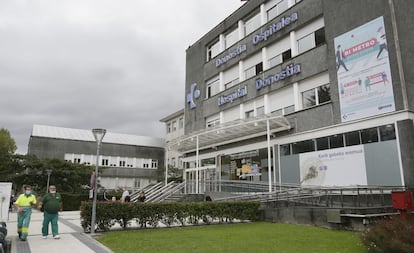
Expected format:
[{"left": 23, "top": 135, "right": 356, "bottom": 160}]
[
  {"left": 17, "top": 207, "right": 32, "bottom": 240},
  {"left": 42, "top": 211, "right": 59, "bottom": 237}
]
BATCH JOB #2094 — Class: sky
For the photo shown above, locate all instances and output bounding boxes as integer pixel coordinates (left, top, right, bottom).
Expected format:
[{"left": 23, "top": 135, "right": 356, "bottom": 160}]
[{"left": 0, "top": 0, "right": 245, "bottom": 154}]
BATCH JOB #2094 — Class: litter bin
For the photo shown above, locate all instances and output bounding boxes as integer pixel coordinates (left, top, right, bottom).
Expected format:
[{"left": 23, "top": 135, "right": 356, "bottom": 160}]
[{"left": 391, "top": 190, "right": 413, "bottom": 218}]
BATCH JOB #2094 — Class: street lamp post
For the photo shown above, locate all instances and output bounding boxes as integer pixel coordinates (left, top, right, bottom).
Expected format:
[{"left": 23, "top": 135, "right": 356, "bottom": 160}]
[
  {"left": 46, "top": 169, "right": 52, "bottom": 193},
  {"left": 91, "top": 128, "right": 106, "bottom": 235}
]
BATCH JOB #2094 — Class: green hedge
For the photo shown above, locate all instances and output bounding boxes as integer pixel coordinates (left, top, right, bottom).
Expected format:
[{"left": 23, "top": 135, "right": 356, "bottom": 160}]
[
  {"left": 60, "top": 193, "right": 90, "bottom": 211},
  {"left": 80, "top": 201, "right": 261, "bottom": 232}
]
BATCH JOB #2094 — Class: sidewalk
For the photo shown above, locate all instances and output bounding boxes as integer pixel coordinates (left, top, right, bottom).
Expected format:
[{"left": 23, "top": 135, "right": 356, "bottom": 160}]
[{"left": 5, "top": 210, "right": 113, "bottom": 253}]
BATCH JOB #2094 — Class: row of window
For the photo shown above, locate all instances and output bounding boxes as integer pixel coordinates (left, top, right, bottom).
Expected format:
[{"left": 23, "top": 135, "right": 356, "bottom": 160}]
[
  {"left": 206, "top": 81, "right": 331, "bottom": 129},
  {"left": 167, "top": 117, "right": 184, "bottom": 133},
  {"left": 207, "top": 0, "right": 301, "bottom": 61},
  {"left": 280, "top": 124, "right": 396, "bottom": 156},
  {"left": 205, "top": 26, "right": 326, "bottom": 99},
  {"left": 65, "top": 154, "right": 158, "bottom": 169}
]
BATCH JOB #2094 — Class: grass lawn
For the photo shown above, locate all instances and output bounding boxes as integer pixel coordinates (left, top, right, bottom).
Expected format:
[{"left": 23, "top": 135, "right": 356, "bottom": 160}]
[{"left": 97, "top": 222, "right": 368, "bottom": 253}]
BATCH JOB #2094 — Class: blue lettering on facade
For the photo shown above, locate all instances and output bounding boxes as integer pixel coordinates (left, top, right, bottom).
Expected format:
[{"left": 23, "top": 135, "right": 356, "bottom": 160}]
[
  {"left": 253, "top": 12, "right": 298, "bottom": 45},
  {"left": 255, "top": 64, "right": 301, "bottom": 90},
  {"left": 218, "top": 86, "right": 248, "bottom": 106},
  {"left": 216, "top": 44, "right": 247, "bottom": 68}
]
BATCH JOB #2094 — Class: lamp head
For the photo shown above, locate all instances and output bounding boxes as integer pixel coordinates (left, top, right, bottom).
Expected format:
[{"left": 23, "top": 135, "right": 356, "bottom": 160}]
[{"left": 92, "top": 128, "right": 106, "bottom": 143}]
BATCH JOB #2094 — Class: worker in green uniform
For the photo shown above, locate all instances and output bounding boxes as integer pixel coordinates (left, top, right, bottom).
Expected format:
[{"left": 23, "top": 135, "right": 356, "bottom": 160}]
[
  {"left": 15, "top": 185, "right": 37, "bottom": 241},
  {"left": 38, "top": 185, "right": 63, "bottom": 239}
]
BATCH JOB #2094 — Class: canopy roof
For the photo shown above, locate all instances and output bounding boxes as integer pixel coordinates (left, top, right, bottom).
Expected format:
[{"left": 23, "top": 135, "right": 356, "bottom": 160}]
[{"left": 169, "top": 115, "right": 291, "bottom": 153}]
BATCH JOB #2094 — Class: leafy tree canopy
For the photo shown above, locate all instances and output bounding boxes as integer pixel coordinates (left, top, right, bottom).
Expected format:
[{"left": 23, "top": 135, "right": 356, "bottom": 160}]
[
  {"left": 3, "top": 154, "right": 96, "bottom": 195},
  {"left": 0, "top": 128, "right": 17, "bottom": 156}
]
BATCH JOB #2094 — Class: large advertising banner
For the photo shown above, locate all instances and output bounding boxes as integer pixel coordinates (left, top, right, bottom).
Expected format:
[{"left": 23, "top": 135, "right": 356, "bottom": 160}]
[
  {"left": 299, "top": 146, "right": 367, "bottom": 186},
  {"left": 0, "top": 182, "right": 12, "bottom": 221},
  {"left": 334, "top": 16, "right": 395, "bottom": 122}
]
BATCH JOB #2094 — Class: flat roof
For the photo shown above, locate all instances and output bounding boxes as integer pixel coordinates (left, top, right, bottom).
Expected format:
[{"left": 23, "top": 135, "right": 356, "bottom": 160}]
[
  {"left": 169, "top": 115, "right": 291, "bottom": 152},
  {"left": 159, "top": 109, "right": 184, "bottom": 123},
  {"left": 31, "top": 124, "right": 165, "bottom": 148}
]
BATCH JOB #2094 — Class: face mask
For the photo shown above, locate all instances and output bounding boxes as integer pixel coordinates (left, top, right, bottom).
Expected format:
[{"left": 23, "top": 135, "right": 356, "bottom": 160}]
[
  {"left": 25, "top": 191, "right": 31, "bottom": 195},
  {"left": 50, "top": 190, "right": 56, "bottom": 194}
]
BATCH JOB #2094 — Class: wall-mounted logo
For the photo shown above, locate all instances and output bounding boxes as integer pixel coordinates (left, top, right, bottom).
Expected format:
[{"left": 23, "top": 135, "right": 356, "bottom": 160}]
[{"left": 186, "top": 83, "right": 200, "bottom": 109}]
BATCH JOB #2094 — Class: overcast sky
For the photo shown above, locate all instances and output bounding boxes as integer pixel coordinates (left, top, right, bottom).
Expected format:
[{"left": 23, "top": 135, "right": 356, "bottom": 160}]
[{"left": 0, "top": 0, "right": 244, "bottom": 154}]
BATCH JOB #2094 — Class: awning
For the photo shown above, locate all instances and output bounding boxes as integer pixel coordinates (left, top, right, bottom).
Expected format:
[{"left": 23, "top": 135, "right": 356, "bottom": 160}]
[{"left": 168, "top": 115, "right": 291, "bottom": 153}]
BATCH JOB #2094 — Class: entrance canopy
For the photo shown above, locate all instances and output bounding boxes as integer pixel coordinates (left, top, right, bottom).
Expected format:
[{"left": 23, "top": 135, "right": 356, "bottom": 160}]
[{"left": 169, "top": 115, "right": 291, "bottom": 153}]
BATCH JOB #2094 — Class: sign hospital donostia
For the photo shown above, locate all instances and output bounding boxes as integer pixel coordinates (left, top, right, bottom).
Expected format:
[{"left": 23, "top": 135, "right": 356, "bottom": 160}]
[
  {"left": 255, "top": 63, "right": 301, "bottom": 90},
  {"left": 253, "top": 12, "right": 298, "bottom": 45},
  {"left": 191, "top": 12, "right": 299, "bottom": 109},
  {"left": 215, "top": 12, "right": 298, "bottom": 68},
  {"left": 218, "top": 86, "right": 248, "bottom": 106}
]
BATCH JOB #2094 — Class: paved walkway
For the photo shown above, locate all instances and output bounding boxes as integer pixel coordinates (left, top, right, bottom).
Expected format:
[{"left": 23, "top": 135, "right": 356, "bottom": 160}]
[{"left": 5, "top": 210, "right": 113, "bottom": 253}]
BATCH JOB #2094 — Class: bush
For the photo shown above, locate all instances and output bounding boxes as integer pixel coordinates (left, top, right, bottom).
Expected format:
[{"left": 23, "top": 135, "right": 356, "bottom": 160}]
[
  {"left": 80, "top": 201, "right": 261, "bottom": 232},
  {"left": 361, "top": 215, "right": 414, "bottom": 253},
  {"left": 60, "top": 193, "right": 90, "bottom": 211}
]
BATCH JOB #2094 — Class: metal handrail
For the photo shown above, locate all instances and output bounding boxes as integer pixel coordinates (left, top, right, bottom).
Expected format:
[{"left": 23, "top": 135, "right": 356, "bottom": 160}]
[{"left": 213, "top": 184, "right": 406, "bottom": 208}]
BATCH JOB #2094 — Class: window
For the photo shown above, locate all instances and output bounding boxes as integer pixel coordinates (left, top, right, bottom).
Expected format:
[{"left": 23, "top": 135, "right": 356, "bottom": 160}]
[
  {"left": 316, "top": 137, "right": 329, "bottom": 150},
  {"left": 302, "top": 89, "right": 316, "bottom": 108},
  {"left": 267, "top": 0, "right": 289, "bottom": 21},
  {"left": 269, "top": 54, "right": 282, "bottom": 68},
  {"left": 329, "top": 134, "right": 344, "bottom": 148},
  {"left": 206, "top": 77, "right": 220, "bottom": 98},
  {"left": 179, "top": 117, "right": 184, "bottom": 129},
  {"left": 102, "top": 159, "right": 109, "bottom": 166},
  {"left": 361, "top": 128, "right": 379, "bottom": 144},
  {"left": 134, "top": 179, "right": 141, "bottom": 189},
  {"left": 292, "top": 140, "right": 315, "bottom": 154},
  {"left": 280, "top": 144, "right": 291, "bottom": 156},
  {"left": 245, "top": 62, "right": 263, "bottom": 79},
  {"left": 282, "top": 49, "right": 292, "bottom": 61},
  {"left": 225, "top": 28, "right": 238, "bottom": 49},
  {"left": 245, "top": 110, "right": 254, "bottom": 119},
  {"left": 207, "top": 118, "right": 220, "bottom": 128},
  {"left": 318, "top": 84, "right": 331, "bottom": 104},
  {"left": 74, "top": 158, "right": 81, "bottom": 164},
  {"left": 172, "top": 120, "right": 177, "bottom": 132},
  {"left": 119, "top": 161, "right": 126, "bottom": 167},
  {"left": 151, "top": 160, "right": 158, "bottom": 169},
  {"left": 167, "top": 123, "right": 171, "bottom": 133},
  {"left": 345, "top": 131, "right": 361, "bottom": 146},
  {"left": 143, "top": 163, "right": 149, "bottom": 168},
  {"left": 379, "top": 124, "right": 396, "bottom": 141},
  {"left": 283, "top": 105, "right": 295, "bottom": 115},
  {"left": 315, "top": 28, "right": 326, "bottom": 47},
  {"left": 302, "top": 84, "right": 330, "bottom": 109},
  {"left": 298, "top": 27, "right": 325, "bottom": 54},
  {"left": 256, "top": 106, "right": 265, "bottom": 116},
  {"left": 224, "top": 78, "right": 239, "bottom": 90},
  {"left": 298, "top": 33, "right": 315, "bottom": 54},
  {"left": 269, "top": 49, "right": 291, "bottom": 69},
  {"left": 244, "top": 13, "right": 261, "bottom": 35},
  {"left": 206, "top": 40, "right": 220, "bottom": 61},
  {"left": 271, "top": 108, "right": 282, "bottom": 116}
]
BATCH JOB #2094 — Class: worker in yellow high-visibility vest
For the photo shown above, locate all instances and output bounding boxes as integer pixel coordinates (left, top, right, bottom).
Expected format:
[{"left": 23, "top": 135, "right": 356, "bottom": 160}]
[{"left": 15, "top": 185, "right": 37, "bottom": 241}]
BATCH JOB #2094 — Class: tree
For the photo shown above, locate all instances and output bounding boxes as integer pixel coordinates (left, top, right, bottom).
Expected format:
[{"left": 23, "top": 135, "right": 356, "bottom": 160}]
[
  {"left": 0, "top": 128, "right": 17, "bottom": 156},
  {"left": 6, "top": 154, "right": 97, "bottom": 194},
  {"left": 0, "top": 128, "right": 17, "bottom": 182}
]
